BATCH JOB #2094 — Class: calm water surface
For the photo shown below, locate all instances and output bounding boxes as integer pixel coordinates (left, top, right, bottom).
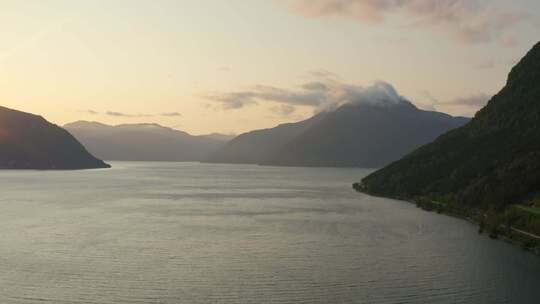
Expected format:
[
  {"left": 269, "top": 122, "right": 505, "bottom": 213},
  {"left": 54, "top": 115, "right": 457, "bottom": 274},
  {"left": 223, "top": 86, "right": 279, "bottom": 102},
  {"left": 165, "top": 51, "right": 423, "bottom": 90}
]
[{"left": 0, "top": 162, "right": 539, "bottom": 304}]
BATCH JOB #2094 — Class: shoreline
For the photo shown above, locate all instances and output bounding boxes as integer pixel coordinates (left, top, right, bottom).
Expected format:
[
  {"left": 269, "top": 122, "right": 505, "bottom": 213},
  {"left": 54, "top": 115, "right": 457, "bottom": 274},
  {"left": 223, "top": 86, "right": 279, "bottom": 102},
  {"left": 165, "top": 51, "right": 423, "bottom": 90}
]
[{"left": 352, "top": 183, "right": 540, "bottom": 257}]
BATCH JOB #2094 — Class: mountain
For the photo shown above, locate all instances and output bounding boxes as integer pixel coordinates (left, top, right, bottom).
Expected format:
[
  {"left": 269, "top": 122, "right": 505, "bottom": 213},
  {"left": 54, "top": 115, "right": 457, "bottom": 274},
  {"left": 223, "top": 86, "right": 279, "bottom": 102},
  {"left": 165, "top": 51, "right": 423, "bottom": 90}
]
[
  {"left": 200, "top": 133, "right": 236, "bottom": 142},
  {"left": 265, "top": 101, "right": 469, "bottom": 168},
  {"left": 205, "top": 113, "right": 327, "bottom": 164},
  {"left": 0, "top": 106, "right": 109, "bottom": 170},
  {"left": 360, "top": 41, "right": 540, "bottom": 210},
  {"left": 207, "top": 100, "right": 468, "bottom": 168},
  {"left": 64, "top": 121, "right": 226, "bottom": 162}
]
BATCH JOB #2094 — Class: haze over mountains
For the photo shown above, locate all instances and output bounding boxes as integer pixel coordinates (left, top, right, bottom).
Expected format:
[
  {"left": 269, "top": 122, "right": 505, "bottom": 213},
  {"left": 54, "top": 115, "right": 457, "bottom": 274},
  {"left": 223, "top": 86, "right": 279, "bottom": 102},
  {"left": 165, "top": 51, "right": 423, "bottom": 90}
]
[
  {"left": 2, "top": 86, "right": 468, "bottom": 169},
  {"left": 65, "top": 121, "right": 229, "bottom": 162},
  {"left": 207, "top": 84, "right": 469, "bottom": 168},
  {"left": 0, "top": 106, "right": 109, "bottom": 170},
  {"left": 206, "top": 113, "right": 327, "bottom": 165},
  {"left": 360, "top": 41, "right": 540, "bottom": 209}
]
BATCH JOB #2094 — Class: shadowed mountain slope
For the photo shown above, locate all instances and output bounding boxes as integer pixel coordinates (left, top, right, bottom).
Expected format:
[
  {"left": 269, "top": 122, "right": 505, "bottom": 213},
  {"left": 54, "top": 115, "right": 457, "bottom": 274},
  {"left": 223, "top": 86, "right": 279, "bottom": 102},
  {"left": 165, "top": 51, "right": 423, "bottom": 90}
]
[
  {"left": 0, "top": 106, "right": 109, "bottom": 170},
  {"left": 360, "top": 41, "right": 540, "bottom": 209},
  {"left": 208, "top": 99, "right": 468, "bottom": 168},
  {"left": 206, "top": 113, "right": 327, "bottom": 164},
  {"left": 265, "top": 101, "right": 469, "bottom": 168},
  {"left": 65, "top": 121, "right": 227, "bottom": 162}
]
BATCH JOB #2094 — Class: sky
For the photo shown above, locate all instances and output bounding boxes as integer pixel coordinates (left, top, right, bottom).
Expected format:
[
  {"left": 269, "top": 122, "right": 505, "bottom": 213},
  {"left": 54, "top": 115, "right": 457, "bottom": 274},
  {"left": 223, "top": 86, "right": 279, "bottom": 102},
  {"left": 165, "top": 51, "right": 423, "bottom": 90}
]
[{"left": 0, "top": 0, "right": 539, "bottom": 135}]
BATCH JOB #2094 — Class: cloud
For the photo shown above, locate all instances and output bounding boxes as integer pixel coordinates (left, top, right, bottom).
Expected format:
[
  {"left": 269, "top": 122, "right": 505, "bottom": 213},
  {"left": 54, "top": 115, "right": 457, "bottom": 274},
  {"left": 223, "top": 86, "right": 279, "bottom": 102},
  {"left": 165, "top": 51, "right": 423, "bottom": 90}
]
[
  {"left": 205, "top": 79, "right": 410, "bottom": 113},
  {"left": 417, "top": 91, "right": 439, "bottom": 111},
  {"left": 498, "top": 35, "right": 518, "bottom": 48},
  {"left": 204, "top": 84, "right": 327, "bottom": 109},
  {"left": 442, "top": 93, "right": 491, "bottom": 116},
  {"left": 82, "top": 109, "right": 99, "bottom": 115},
  {"left": 285, "top": 0, "right": 527, "bottom": 46},
  {"left": 160, "top": 112, "right": 182, "bottom": 117},
  {"left": 307, "top": 69, "right": 338, "bottom": 79},
  {"left": 105, "top": 111, "right": 126, "bottom": 117},
  {"left": 105, "top": 111, "right": 154, "bottom": 118},
  {"left": 421, "top": 91, "right": 491, "bottom": 114},
  {"left": 271, "top": 104, "right": 297, "bottom": 116},
  {"left": 472, "top": 59, "right": 495, "bottom": 70},
  {"left": 447, "top": 93, "right": 491, "bottom": 107}
]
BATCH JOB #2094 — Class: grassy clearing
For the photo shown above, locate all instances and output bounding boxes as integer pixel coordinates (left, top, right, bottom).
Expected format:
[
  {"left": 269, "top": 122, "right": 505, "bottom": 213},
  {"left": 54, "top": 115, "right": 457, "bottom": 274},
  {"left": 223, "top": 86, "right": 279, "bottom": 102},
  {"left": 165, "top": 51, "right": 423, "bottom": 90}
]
[{"left": 515, "top": 206, "right": 540, "bottom": 217}]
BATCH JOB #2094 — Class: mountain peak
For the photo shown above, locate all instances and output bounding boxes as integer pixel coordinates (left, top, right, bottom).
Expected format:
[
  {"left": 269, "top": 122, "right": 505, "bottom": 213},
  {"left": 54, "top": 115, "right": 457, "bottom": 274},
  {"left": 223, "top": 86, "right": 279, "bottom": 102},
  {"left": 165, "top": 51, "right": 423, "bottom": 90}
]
[
  {"left": 116, "top": 123, "right": 170, "bottom": 130},
  {"left": 207, "top": 92, "right": 467, "bottom": 168},
  {"left": 507, "top": 41, "right": 540, "bottom": 88},
  {"left": 65, "top": 121, "right": 227, "bottom": 162},
  {"left": 64, "top": 121, "right": 111, "bottom": 129},
  {"left": 0, "top": 107, "right": 109, "bottom": 170},
  {"left": 341, "top": 81, "right": 414, "bottom": 109},
  {"left": 200, "top": 133, "right": 236, "bottom": 142},
  {"left": 341, "top": 97, "right": 417, "bottom": 112}
]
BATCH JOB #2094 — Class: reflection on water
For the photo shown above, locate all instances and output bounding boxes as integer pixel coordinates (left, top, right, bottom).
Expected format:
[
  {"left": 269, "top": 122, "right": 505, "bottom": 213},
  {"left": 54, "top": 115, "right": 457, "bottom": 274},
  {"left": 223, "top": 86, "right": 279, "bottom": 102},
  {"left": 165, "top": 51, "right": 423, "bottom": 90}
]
[{"left": 0, "top": 162, "right": 539, "bottom": 303}]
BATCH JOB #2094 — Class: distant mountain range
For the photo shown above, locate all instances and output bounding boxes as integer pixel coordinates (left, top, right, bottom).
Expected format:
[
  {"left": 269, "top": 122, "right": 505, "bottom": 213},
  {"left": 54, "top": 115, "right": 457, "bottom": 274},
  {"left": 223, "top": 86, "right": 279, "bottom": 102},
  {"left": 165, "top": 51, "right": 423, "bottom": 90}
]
[
  {"left": 2, "top": 98, "right": 468, "bottom": 169},
  {"left": 64, "top": 121, "right": 229, "bottom": 162},
  {"left": 360, "top": 41, "right": 540, "bottom": 209},
  {"left": 201, "top": 133, "right": 237, "bottom": 142},
  {"left": 0, "top": 106, "right": 109, "bottom": 170},
  {"left": 206, "top": 113, "right": 327, "bottom": 165},
  {"left": 207, "top": 99, "right": 469, "bottom": 168}
]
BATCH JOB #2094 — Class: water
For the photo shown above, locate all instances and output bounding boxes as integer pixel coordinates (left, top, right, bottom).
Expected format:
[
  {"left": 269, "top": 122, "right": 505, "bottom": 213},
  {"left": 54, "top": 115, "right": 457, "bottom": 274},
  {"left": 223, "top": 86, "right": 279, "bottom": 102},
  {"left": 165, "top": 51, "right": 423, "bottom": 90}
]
[{"left": 0, "top": 162, "right": 539, "bottom": 304}]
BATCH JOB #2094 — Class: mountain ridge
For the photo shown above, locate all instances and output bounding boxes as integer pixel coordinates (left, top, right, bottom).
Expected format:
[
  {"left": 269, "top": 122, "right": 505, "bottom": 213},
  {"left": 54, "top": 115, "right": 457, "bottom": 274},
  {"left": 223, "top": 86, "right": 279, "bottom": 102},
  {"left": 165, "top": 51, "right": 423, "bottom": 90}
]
[
  {"left": 207, "top": 99, "right": 469, "bottom": 168},
  {"left": 359, "top": 41, "right": 540, "bottom": 209},
  {"left": 0, "top": 106, "right": 109, "bottom": 170},
  {"left": 65, "top": 121, "right": 227, "bottom": 162},
  {"left": 205, "top": 113, "right": 327, "bottom": 164},
  {"left": 264, "top": 101, "right": 469, "bottom": 168}
]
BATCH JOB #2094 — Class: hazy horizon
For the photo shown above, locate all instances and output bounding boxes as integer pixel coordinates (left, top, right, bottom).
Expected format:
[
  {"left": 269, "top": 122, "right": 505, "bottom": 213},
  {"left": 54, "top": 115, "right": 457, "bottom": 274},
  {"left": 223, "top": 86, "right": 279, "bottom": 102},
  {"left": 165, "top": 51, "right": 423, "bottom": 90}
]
[{"left": 1, "top": 0, "right": 539, "bottom": 135}]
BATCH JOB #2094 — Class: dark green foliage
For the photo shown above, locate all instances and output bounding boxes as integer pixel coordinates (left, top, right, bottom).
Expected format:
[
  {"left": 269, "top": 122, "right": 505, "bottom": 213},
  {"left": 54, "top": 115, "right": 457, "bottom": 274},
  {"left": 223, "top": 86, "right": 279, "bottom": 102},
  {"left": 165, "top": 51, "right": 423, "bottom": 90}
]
[
  {"left": 485, "top": 209, "right": 506, "bottom": 239},
  {"left": 361, "top": 41, "right": 540, "bottom": 210},
  {"left": 414, "top": 197, "right": 447, "bottom": 212},
  {"left": 510, "top": 206, "right": 540, "bottom": 236},
  {"left": 523, "top": 239, "right": 539, "bottom": 250}
]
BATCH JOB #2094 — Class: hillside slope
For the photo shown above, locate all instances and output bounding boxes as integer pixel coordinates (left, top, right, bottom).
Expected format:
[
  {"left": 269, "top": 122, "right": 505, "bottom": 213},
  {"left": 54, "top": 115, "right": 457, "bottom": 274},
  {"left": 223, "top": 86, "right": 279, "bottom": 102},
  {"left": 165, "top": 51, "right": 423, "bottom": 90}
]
[
  {"left": 206, "top": 113, "right": 326, "bottom": 164},
  {"left": 208, "top": 96, "right": 467, "bottom": 168},
  {"left": 360, "top": 41, "right": 540, "bottom": 209},
  {"left": 265, "top": 102, "right": 468, "bottom": 168},
  {"left": 0, "top": 106, "right": 109, "bottom": 170},
  {"left": 65, "top": 121, "right": 226, "bottom": 162}
]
